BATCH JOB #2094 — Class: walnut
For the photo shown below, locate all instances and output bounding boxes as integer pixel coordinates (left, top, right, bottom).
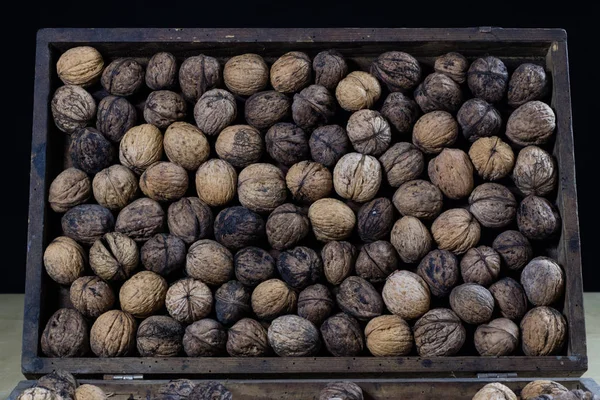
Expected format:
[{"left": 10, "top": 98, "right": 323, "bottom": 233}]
[
  {"left": 460, "top": 246, "right": 501, "bottom": 286},
  {"left": 244, "top": 90, "right": 291, "bottom": 130},
  {"left": 521, "top": 257, "right": 564, "bottom": 306},
  {"left": 390, "top": 216, "right": 432, "bottom": 264},
  {"left": 189, "top": 382, "right": 232, "bottom": 400},
  {"left": 309, "top": 125, "right": 351, "bottom": 168},
  {"left": 513, "top": 146, "right": 557, "bottom": 196},
  {"left": 61, "top": 204, "right": 114, "bottom": 245},
  {"left": 145, "top": 52, "right": 177, "bottom": 90},
  {"left": 474, "top": 318, "right": 519, "bottom": 356},
  {"left": 215, "top": 280, "right": 251, "bottom": 325},
  {"left": 489, "top": 277, "right": 529, "bottom": 320},
  {"left": 214, "top": 206, "right": 266, "bottom": 250},
  {"left": 238, "top": 163, "right": 287, "bottom": 213},
  {"left": 370, "top": 51, "right": 421, "bottom": 92},
  {"left": 320, "top": 313, "right": 363, "bottom": 356},
  {"left": 468, "top": 136, "right": 515, "bottom": 181},
  {"left": 68, "top": 127, "right": 115, "bottom": 174},
  {"left": 335, "top": 71, "right": 381, "bottom": 111},
  {"left": 380, "top": 92, "right": 420, "bottom": 134},
  {"left": 195, "top": 159, "right": 237, "bottom": 207},
  {"left": 379, "top": 142, "right": 424, "bottom": 187},
  {"left": 520, "top": 381, "right": 570, "bottom": 400},
  {"left": 224, "top": 54, "right": 268, "bottom": 96},
  {"left": 333, "top": 153, "right": 382, "bottom": 202},
  {"left": 89, "top": 232, "right": 138, "bottom": 281},
  {"left": 434, "top": 52, "right": 469, "bottom": 84},
  {"left": 517, "top": 195, "right": 561, "bottom": 240},
  {"left": 141, "top": 233, "right": 186, "bottom": 276},
  {"left": 346, "top": 109, "right": 391, "bottom": 156},
  {"left": 457, "top": 98, "right": 502, "bottom": 142},
  {"left": 165, "top": 278, "right": 213, "bottom": 324},
  {"left": 365, "top": 314, "right": 413, "bottom": 356},
  {"left": 308, "top": 198, "right": 356, "bottom": 242},
  {"left": 101, "top": 58, "right": 144, "bottom": 96},
  {"left": 357, "top": 197, "right": 394, "bottom": 242},
  {"left": 508, "top": 63, "right": 549, "bottom": 107},
  {"left": 292, "top": 84, "right": 335, "bottom": 130},
  {"left": 413, "top": 111, "right": 458, "bottom": 154},
  {"left": 18, "top": 388, "right": 58, "bottom": 400},
  {"left": 96, "top": 95, "right": 137, "bottom": 143},
  {"left": 143, "top": 90, "right": 187, "bottom": 129},
  {"left": 92, "top": 165, "right": 138, "bottom": 211},
  {"left": 430, "top": 149, "right": 474, "bottom": 199},
  {"left": 492, "top": 230, "right": 533, "bottom": 271},
  {"left": 413, "top": 308, "right": 466, "bottom": 356},
  {"left": 356, "top": 240, "right": 398, "bottom": 283},
  {"left": 506, "top": 101, "right": 556, "bottom": 146},
  {"left": 137, "top": 315, "right": 184, "bottom": 357},
  {"left": 43, "top": 236, "right": 85, "bottom": 285},
  {"left": 234, "top": 247, "right": 276, "bottom": 287},
  {"left": 41, "top": 308, "right": 89, "bottom": 357},
  {"left": 321, "top": 241, "right": 357, "bottom": 285},
  {"left": 520, "top": 306, "right": 566, "bottom": 356},
  {"left": 472, "top": 383, "right": 517, "bottom": 400},
  {"left": 277, "top": 246, "right": 323, "bottom": 289},
  {"left": 336, "top": 276, "right": 383, "bottom": 321},
  {"left": 382, "top": 270, "right": 430, "bottom": 320},
  {"left": 157, "top": 380, "right": 196, "bottom": 400},
  {"left": 167, "top": 197, "right": 213, "bottom": 245},
  {"left": 186, "top": 239, "right": 233, "bottom": 286},
  {"left": 267, "top": 315, "right": 321, "bottom": 356},
  {"left": 265, "top": 122, "right": 310, "bottom": 166},
  {"left": 313, "top": 50, "right": 348, "bottom": 91},
  {"left": 183, "top": 319, "right": 227, "bottom": 356},
  {"left": 215, "top": 125, "right": 264, "bottom": 168},
  {"left": 432, "top": 208, "right": 481, "bottom": 255},
  {"left": 51, "top": 85, "right": 96, "bottom": 133},
  {"left": 75, "top": 385, "right": 107, "bottom": 400},
  {"left": 286, "top": 161, "right": 332, "bottom": 204},
  {"left": 227, "top": 318, "right": 270, "bottom": 357},
  {"left": 164, "top": 122, "right": 210, "bottom": 171},
  {"left": 37, "top": 370, "right": 77, "bottom": 400},
  {"left": 298, "top": 283, "right": 334, "bottom": 326},
  {"left": 266, "top": 203, "right": 310, "bottom": 250},
  {"left": 469, "top": 183, "right": 517, "bottom": 228},
  {"left": 120, "top": 271, "right": 167, "bottom": 318},
  {"left": 467, "top": 56, "right": 508, "bottom": 103},
  {"left": 119, "top": 124, "right": 163, "bottom": 174},
  {"left": 393, "top": 180, "right": 443, "bottom": 220},
  {"left": 251, "top": 279, "right": 297, "bottom": 320},
  {"left": 417, "top": 249, "right": 460, "bottom": 297},
  {"left": 194, "top": 89, "right": 237, "bottom": 137},
  {"left": 90, "top": 310, "right": 136, "bottom": 357},
  {"left": 318, "top": 382, "right": 364, "bottom": 400},
  {"left": 140, "top": 162, "right": 189, "bottom": 202},
  {"left": 270, "top": 51, "right": 311, "bottom": 93},
  {"left": 449, "top": 283, "right": 494, "bottom": 324},
  {"left": 70, "top": 276, "right": 115, "bottom": 318},
  {"left": 178, "top": 55, "right": 221, "bottom": 102},
  {"left": 57, "top": 46, "right": 104, "bottom": 86},
  {"left": 414, "top": 73, "right": 463, "bottom": 113},
  {"left": 115, "top": 197, "right": 166, "bottom": 242}
]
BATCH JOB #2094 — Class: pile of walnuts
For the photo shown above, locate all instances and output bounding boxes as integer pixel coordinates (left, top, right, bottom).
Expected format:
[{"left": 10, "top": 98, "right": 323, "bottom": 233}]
[{"left": 42, "top": 46, "right": 565, "bottom": 360}]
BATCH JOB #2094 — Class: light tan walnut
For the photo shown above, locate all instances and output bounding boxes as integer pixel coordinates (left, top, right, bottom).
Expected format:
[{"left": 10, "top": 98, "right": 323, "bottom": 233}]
[
  {"left": 382, "top": 270, "right": 431, "bottom": 320},
  {"left": 195, "top": 159, "right": 237, "bottom": 207},
  {"left": 57, "top": 46, "right": 104, "bottom": 87},
  {"left": 365, "top": 315, "right": 413, "bottom": 356},
  {"left": 119, "top": 271, "right": 168, "bottom": 318},
  {"left": 90, "top": 310, "right": 136, "bottom": 357},
  {"left": 43, "top": 236, "right": 85, "bottom": 285},
  {"left": 333, "top": 153, "right": 382, "bottom": 203},
  {"left": 49, "top": 168, "right": 91, "bottom": 213},
  {"left": 119, "top": 124, "right": 163, "bottom": 174},
  {"left": 140, "top": 161, "right": 188, "bottom": 202},
  {"left": 468, "top": 136, "right": 515, "bottom": 181},
  {"left": 472, "top": 383, "right": 517, "bottom": 400},
  {"left": 413, "top": 111, "right": 458, "bottom": 154},
  {"left": 251, "top": 279, "right": 297, "bottom": 320},
  {"left": 335, "top": 71, "right": 381, "bottom": 111},
  {"left": 432, "top": 209, "right": 481, "bottom": 255},
  {"left": 224, "top": 54, "right": 269, "bottom": 96},
  {"left": 165, "top": 278, "right": 213, "bottom": 324},
  {"left": 308, "top": 198, "right": 356, "bottom": 242},
  {"left": 238, "top": 163, "right": 287, "bottom": 213},
  {"left": 428, "top": 148, "right": 474, "bottom": 199},
  {"left": 390, "top": 216, "right": 432, "bottom": 264},
  {"left": 92, "top": 165, "right": 138, "bottom": 210},
  {"left": 164, "top": 122, "right": 210, "bottom": 171}
]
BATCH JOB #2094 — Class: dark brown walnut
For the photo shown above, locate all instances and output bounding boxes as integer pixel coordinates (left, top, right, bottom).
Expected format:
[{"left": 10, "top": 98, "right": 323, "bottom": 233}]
[
  {"left": 89, "top": 232, "right": 138, "bottom": 281},
  {"left": 469, "top": 183, "right": 517, "bottom": 228},
  {"left": 365, "top": 314, "right": 413, "bottom": 357},
  {"left": 95, "top": 95, "right": 137, "bottom": 142},
  {"left": 92, "top": 164, "right": 138, "bottom": 211},
  {"left": 379, "top": 142, "right": 424, "bottom": 188},
  {"left": 49, "top": 168, "right": 91, "bottom": 213},
  {"left": 492, "top": 230, "right": 533, "bottom": 271},
  {"left": 194, "top": 89, "right": 237, "bottom": 137},
  {"left": 189, "top": 382, "right": 232, "bottom": 400},
  {"left": 460, "top": 246, "right": 501, "bottom": 286},
  {"left": 115, "top": 197, "right": 166, "bottom": 242},
  {"left": 309, "top": 124, "right": 351, "bottom": 168},
  {"left": 90, "top": 310, "right": 136, "bottom": 357},
  {"left": 186, "top": 239, "right": 233, "bottom": 286},
  {"left": 333, "top": 153, "right": 382, "bottom": 202},
  {"left": 145, "top": 52, "right": 177, "bottom": 90},
  {"left": 270, "top": 51, "right": 311, "bottom": 93},
  {"left": 513, "top": 146, "right": 557, "bottom": 196},
  {"left": 474, "top": 318, "right": 520, "bottom": 356},
  {"left": 506, "top": 101, "right": 556, "bottom": 146},
  {"left": 141, "top": 233, "right": 186, "bottom": 276},
  {"left": 265, "top": 122, "right": 310, "bottom": 166},
  {"left": 244, "top": 90, "right": 291, "bottom": 130},
  {"left": 43, "top": 236, "right": 85, "bottom": 286},
  {"left": 449, "top": 283, "right": 494, "bottom": 324},
  {"left": 238, "top": 163, "right": 287, "bottom": 213},
  {"left": 195, "top": 159, "right": 237, "bottom": 207},
  {"left": 322, "top": 241, "right": 357, "bottom": 285},
  {"left": 224, "top": 53, "right": 268, "bottom": 97},
  {"left": 178, "top": 55, "right": 221, "bottom": 103},
  {"left": 432, "top": 208, "right": 481, "bottom": 255},
  {"left": 467, "top": 56, "right": 509, "bottom": 103},
  {"left": 286, "top": 161, "right": 333, "bottom": 204},
  {"left": 313, "top": 50, "right": 348, "bottom": 91},
  {"left": 335, "top": 71, "right": 381, "bottom": 111},
  {"left": 414, "top": 73, "right": 463, "bottom": 113},
  {"left": 167, "top": 197, "right": 213, "bottom": 245},
  {"left": 157, "top": 379, "right": 196, "bottom": 400},
  {"left": 380, "top": 92, "right": 420, "bottom": 134},
  {"left": 308, "top": 198, "right": 356, "bottom": 242},
  {"left": 183, "top": 319, "right": 227, "bottom": 356},
  {"left": 434, "top": 52, "right": 469, "bottom": 83},
  {"left": 489, "top": 277, "right": 529, "bottom": 320},
  {"left": 292, "top": 84, "right": 336, "bottom": 130},
  {"left": 321, "top": 313, "right": 364, "bottom": 357},
  {"left": 51, "top": 85, "right": 96, "bottom": 134},
  {"left": 520, "top": 306, "right": 566, "bottom": 356},
  {"left": 214, "top": 206, "right": 266, "bottom": 251},
  {"left": 37, "top": 370, "right": 77, "bottom": 400},
  {"left": 413, "top": 308, "right": 466, "bottom": 356},
  {"left": 57, "top": 46, "right": 104, "bottom": 87},
  {"left": 120, "top": 271, "right": 167, "bottom": 318},
  {"left": 298, "top": 284, "right": 334, "bottom": 327},
  {"left": 164, "top": 122, "right": 210, "bottom": 171},
  {"left": 472, "top": 383, "right": 517, "bottom": 400},
  {"left": 336, "top": 276, "right": 383, "bottom": 321},
  {"left": 69, "top": 127, "right": 115, "bottom": 174},
  {"left": 429, "top": 148, "right": 474, "bottom": 200},
  {"left": 140, "top": 161, "right": 189, "bottom": 202},
  {"left": 355, "top": 240, "right": 398, "bottom": 283},
  {"left": 318, "top": 382, "right": 364, "bottom": 400},
  {"left": 251, "top": 279, "right": 297, "bottom": 320},
  {"left": 17, "top": 386, "right": 58, "bottom": 400},
  {"left": 520, "top": 381, "right": 570, "bottom": 400},
  {"left": 137, "top": 315, "right": 184, "bottom": 357},
  {"left": 101, "top": 58, "right": 144, "bottom": 96},
  {"left": 417, "top": 249, "right": 460, "bottom": 297},
  {"left": 370, "top": 51, "right": 421, "bottom": 92},
  {"left": 165, "top": 278, "right": 213, "bottom": 324},
  {"left": 277, "top": 246, "right": 323, "bottom": 289},
  {"left": 266, "top": 203, "right": 310, "bottom": 250},
  {"left": 346, "top": 109, "right": 391, "bottom": 156},
  {"left": 469, "top": 136, "right": 515, "bottom": 181},
  {"left": 267, "top": 314, "right": 321, "bottom": 357},
  {"left": 413, "top": 111, "right": 458, "bottom": 154},
  {"left": 143, "top": 90, "right": 187, "bottom": 129},
  {"left": 119, "top": 124, "right": 163, "bottom": 174},
  {"left": 457, "top": 98, "right": 502, "bottom": 142},
  {"left": 215, "top": 125, "right": 263, "bottom": 168},
  {"left": 508, "top": 63, "right": 549, "bottom": 107},
  {"left": 517, "top": 195, "right": 561, "bottom": 240},
  {"left": 227, "top": 318, "right": 270, "bottom": 357},
  {"left": 383, "top": 270, "right": 431, "bottom": 320},
  {"left": 393, "top": 180, "right": 443, "bottom": 220},
  {"left": 215, "top": 280, "right": 251, "bottom": 325},
  {"left": 70, "top": 276, "right": 115, "bottom": 318},
  {"left": 61, "top": 204, "right": 114, "bottom": 245},
  {"left": 521, "top": 256, "right": 565, "bottom": 306},
  {"left": 41, "top": 308, "right": 89, "bottom": 357},
  {"left": 75, "top": 384, "right": 107, "bottom": 400},
  {"left": 234, "top": 247, "right": 276, "bottom": 287},
  {"left": 390, "top": 216, "right": 432, "bottom": 264},
  {"left": 357, "top": 197, "right": 394, "bottom": 242}
]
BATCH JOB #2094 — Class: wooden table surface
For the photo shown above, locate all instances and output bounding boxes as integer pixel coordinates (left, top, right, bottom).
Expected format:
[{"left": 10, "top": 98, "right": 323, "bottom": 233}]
[{"left": 1, "top": 293, "right": 598, "bottom": 399}]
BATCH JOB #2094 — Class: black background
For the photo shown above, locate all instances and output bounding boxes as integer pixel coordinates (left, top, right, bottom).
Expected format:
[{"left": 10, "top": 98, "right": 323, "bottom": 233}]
[{"left": 3, "top": 4, "right": 597, "bottom": 293}]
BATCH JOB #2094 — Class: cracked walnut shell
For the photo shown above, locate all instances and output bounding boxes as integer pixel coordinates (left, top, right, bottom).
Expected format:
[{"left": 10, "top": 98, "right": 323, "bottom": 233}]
[
  {"left": 335, "top": 71, "right": 381, "bottom": 111},
  {"left": 413, "top": 308, "right": 465, "bottom": 357},
  {"left": 119, "top": 271, "right": 168, "bottom": 318},
  {"left": 382, "top": 270, "right": 431, "bottom": 320},
  {"left": 251, "top": 279, "right": 297, "bottom": 321},
  {"left": 166, "top": 278, "right": 213, "bottom": 324},
  {"left": 413, "top": 111, "right": 458, "bottom": 154},
  {"left": 432, "top": 208, "right": 481, "bottom": 255},
  {"left": 41, "top": 308, "right": 89, "bottom": 357},
  {"left": 468, "top": 136, "right": 515, "bottom": 181},
  {"left": 308, "top": 198, "right": 356, "bottom": 242},
  {"left": 119, "top": 124, "right": 163, "bottom": 175},
  {"left": 268, "top": 314, "right": 321, "bottom": 357},
  {"left": 90, "top": 310, "right": 136, "bottom": 357},
  {"left": 89, "top": 232, "right": 138, "bottom": 281},
  {"left": 520, "top": 306, "right": 566, "bottom": 356},
  {"left": 49, "top": 168, "right": 91, "bottom": 213},
  {"left": 365, "top": 315, "right": 413, "bottom": 357},
  {"left": 70, "top": 276, "right": 115, "bottom": 318},
  {"left": 57, "top": 46, "right": 104, "bottom": 86},
  {"left": 164, "top": 122, "right": 210, "bottom": 171},
  {"left": 92, "top": 165, "right": 138, "bottom": 211},
  {"left": 43, "top": 236, "right": 85, "bottom": 286},
  {"left": 333, "top": 153, "right": 382, "bottom": 203}
]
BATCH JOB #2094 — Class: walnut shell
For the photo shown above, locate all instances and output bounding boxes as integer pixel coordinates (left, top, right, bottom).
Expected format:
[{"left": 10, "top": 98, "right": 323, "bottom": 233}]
[
  {"left": 234, "top": 246, "right": 276, "bottom": 287},
  {"left": 96, "top": 95, "right": 138, "bottom": 143},
  {"left": 286, "top": 161, "right": 333, "bottom": 204},
  {"left": 270, "top": 51, "right": 311, "bottom": 93},
  {"left": 90, "top": 310, "right": 136, "bottom": 357},
  {"left": 472, "top": 383, "right": 517, "bottom": 400},
  {"left": 429, "top": 148, "right": 474, "bottom": 199},
  {"left": 227, "top": 318, "right": 270, "bottom": 357},
  {"left": 266, "top": 203, "right": 310, "bottom": 250},
  {"left": 92, "top": 164, "right": 138, "bottom": 211},
  {"left": 508, "top": 63, "right": 549, "bottom": 107},
  {"left": 382, "top": 270, "right": 430, "bottom": 320},
  {"left": 41, "top": 308, "right": 89, "bottom": 357},
  {"left": 195, "top": 159, "right": 237, "bottom": 207},
  {"left": 265, "top": 122, "right": 310, "bottom": 166},
  {"left": 298, "top": 283, "right": 334, "bottom": 327},
  {"left": 224, "top": 54, "right": 268, "bottom": 96},
  {"left": 238, "top": 163, "right": 287, "bottom": 213},
  {"left": 513, "top": 146, "right": 557, "bottom": 196},
  {"left": 69, "top": 127, "right": 115, "bottom": 174},
  {"left": 37, "top": 370, "right": 77, "bottom": 400},
  {"left": 49, "top": 168, "right": 91, "bottom": 213},
  {"left": 467, "top": 56, "right": 508, "bottom": 103},
  {"left": 417, "top": 249, "right": 460, "bottom": 297},
  {"left": 432, "top": 208, "right": 481, "bottom": 255},
  {"left": 474, "top": 318, "right": 519, "bottom": 356},
  {"left": 336, "top": 276, "right": 383, "bottom": 321},
  {"left": 178, "top": 55, "right": 221, "bottom": 102},
  {"left": 521, "top": 256, "right": 564, "bottom": 306},
  {"left": 520, "top": 381, "right": 570, "bottom": 400},
  {"left": 183, "top": 319, "right": 227, "bottom": 356},
  {"left": 189, "top": 382, "right": 232, "bottom": 400},
  {"left": 140, "top": 162, "right": 188, "bottom": 202},
  {"left": 320, "top": 313, "right": 363, "bottom": 357},
  {"left": 379, "top": 142, "right": 424, "bottom": 187},
  {"left": 313, "top": 50, "right": 348, "bottom": 91},
  {"left": 321, "top": 241, "right": 357, "bottom": 285},
  {"left": 390, "top": 216, "right": 432, "bottom": 264},
  {"left": 143, "top": 90, "right": 187, "bottom": 129},
  {"left": 469, "top": 183, "right": 517, "bottom": 228},
  {"left": 101, "top": 58, "right": 144, "bottom": 96},
  {"left": 164, "top": 122, "right": 210, "bottom": 171},
  {"left": 318, "top": 382, "right": 364, "bottom": 400},
  {"left": 137, "top": 315, "right": 184, "bottom": 357},
  {"left": 413, "top": 308, "right": 466, "bottom": 356},
  {"left": 449, "top": 283, "right": 494, "bottom": 324},
  {"left": 186, "top": 239, "right": 233, "bottom": 286},
  {"left": 333, "top": 153, "right": 382, "bottom": 202},
  {"left": 165, "top": 278, "right": 213, "bottom": 324},
  {"left": 520, "top": 306, "right": 566, "bottom": 356},
  {"left": 244, "top": 90, "right": 291, "bottom": 131},
  {"left": 61, "top": 204, "right": 114, "bottom": 245},
  {"left": 277, "top": 246, "right": 323, "bottom": 289},
  {"left": 18, "top": 387, "right": 58, "bottom": 400},
  {"left": 506, "top": 101, "right": 556, "bottom": 146},
  {"left": 215, "top": 125, "right": 264, "bottom": 168},
  {"left": 365, "top": 314, "right": 413, "bottom": 356},
  {"left": 393, "top": 180, "right": 443, "bottom": 220},
  {"left": 120, "top": 271, "right": 167, "bottom": 318},
  {"left": 468, "top": 136, "right": 515, "bottom": 181},
  {"left": 457, "top": 98, "right": 502, "bottom": 142},
  {"left": 413, "top": 111, "right": 458, "bottom": 154},
  {"left": 70, "top": 276, "right": 115, "bottom": 318},
  {"left": 145, "top": 52, "right": 177, "bottom": 90},
  {"left": 214, "top": 206, "right": 266, "bottom": 250},
  {"left": 489, "top": 277, "right": 529, "bottom": 321},
  {"left": 141, "top": 233, "right": 186, "bottom": 276},
  {"left": 308, "top": 198, "right": 356, "bottom": 242},
  {"left": 115, "top": 197, "right": 166, "bottom": 242},
  {"left": 492, "top": 230, "right": 533, "bottom": 271},
  {"left": 57, "top": 46, "right": 104, "bottom": 86},
  {"left": 51, "top": 85, "right": 96, "bottom": 133},
  {"left": 292, "top": 84, "right": 336, "bottom": 130},
  {"left": 309, "top": 125, "right": 351, "bottom": 168},
  {"left": 517, "top": 195, "right": 561, "bottom": 240},
  {"left": 370, "top": 51, "right": 421, "bottom": 92},
  {"left": 157, "top": 379, "right": 196, "bottom": 400},
  {"left": 43, "top": 236, "right": 85, "bottom": 285},
  {"left": 194, "top": 89, "right": 237, "bottom": 137},
  {"left": 357, "top": 197, "right": 394, "bottom": 242},
  {"left": 89, "top": 232, "right": 139, "bottom": 281},
  {"left": 414, "top": 73, "right": 463, "bottom": 113},
  {"left": 434, "top": 52, "right": 469, "bottom": 84},
  {"left": 215, "top": 280, "right": 251, "bottom": 325},
  {"left": 251, "top": 278, "right": 297, "bottom": 320},
  {"left": 356, "top": 240, "right": 398, "bottom": 283},
  {"left": 460, "top": 246, "right": 501, "bottom": 287},
  {"left": 267, "top": 315, "right": 321, "bottom": 357},
  {"left": 335, "top": 71, "right": 381, "bottom": 111},
  {"left": 167, "top": 197, "right": 213, "bottom": 245},
  {"left": 380, "top": 92, "right": 420, "bottom": 134},
  {"left": 346, "top": 109, "right": 391, "bottom": 156},
  {"left": 119, "top": 124, "right": 163, "bottom": 174}
]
